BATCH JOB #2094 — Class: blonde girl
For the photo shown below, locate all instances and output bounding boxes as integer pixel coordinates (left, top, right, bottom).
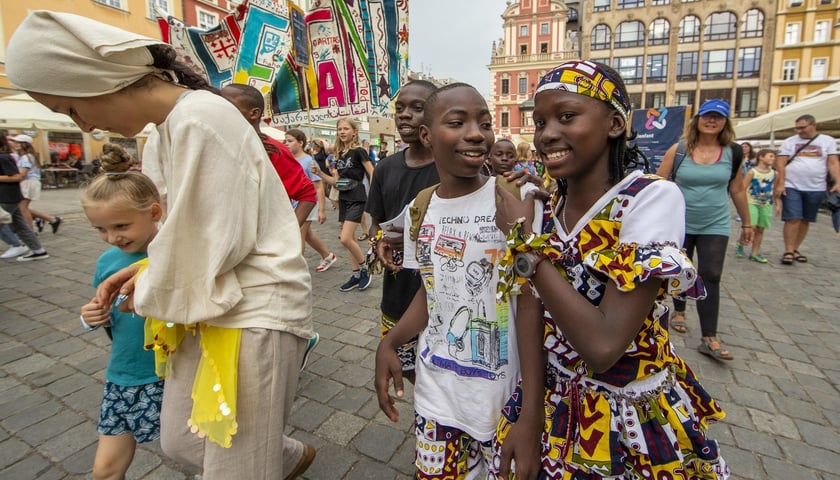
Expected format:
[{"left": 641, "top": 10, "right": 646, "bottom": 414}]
[
  {"left": 514, "top": 141, "right": 537, "bottom": 175},
  {"left": 311, "top": 117, "right": 374, "bottom": 292},
  {"left": 79, "top": 143, "right": 165, "bottom": 480}
]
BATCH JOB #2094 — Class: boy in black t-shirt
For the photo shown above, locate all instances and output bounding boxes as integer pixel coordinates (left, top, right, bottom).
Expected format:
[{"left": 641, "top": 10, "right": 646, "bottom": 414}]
[{"left": 365, "top": 80, "right": 437, "bottom": 380}]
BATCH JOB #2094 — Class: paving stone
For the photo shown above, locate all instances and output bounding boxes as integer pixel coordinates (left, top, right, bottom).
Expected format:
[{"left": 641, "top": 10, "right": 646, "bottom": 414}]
[
  {"left": 37, "top": 336, "right": 88, "bottom": 358},
  {"left": 299, "top": 443, "right": 356, "bottom": 479},
  {"left": 335, "top": 344, "right": 371, "bottom": 363},
  {"left": 17, "top": 410, "right": 87, "bottom": 445},
  {"left": 0, "top": 400, "right": 61, "bottom": 433},
  {"left": 352, "top": 423, "right": 406, "bottom": 462},
  {"left": 0, "top": 390, "right": 50, "bottom": 421},
  {"left": 726, "top": 385, "right": 775, "bottom": 414},
  {"left": 0, "top": 345, "right": 32, "bottom": 365},
  {"left": 307, "top": 355, "right": 344, "bottom": 377},
  {"left": 45, "top": 372, "right": 98, "bottom": 397},
  {"left": 0, "top": 454, "right": 60, "bottom": 480},
  {"left": 344, "top": 457, "right": 401, "bottom": 479},
  {"left": 730, "top": 425, "right": 781, "bottom": 457},
  {"left": 24, "top": 363, "right": 76, "bottom": 387},
  {"left": 314, "top": 411, "right": 368, "bottom": 446},
  {"left": 328, "top": 387, "right": 374, "bottom": 414},
  {"left": 759, "top": 455, "right": 819, "bottom": 480},
  {"left": 61, "top": 441, "right": 95, "bottom": 474},
  {"left": 330, "top": 363, "right": 374, "bottom": 388},
  {"left": 290, "top": 399, "right": 335, "bottom": 432},
  {"left": 300, "top": 376, "right": 345, "bottom": 402},
  {"left": 794, "top": 419, "right": 840, "bottom": 454},
  {"left": 0, "top": 437, "right": 32, "bottom": 469},
  {"left": 2, "top": 353, "right": 56, "bottom": 378},
  {"left": 748, "top": 408, "right": 800, "bottom": 440},
  {"left": 39, "top": 423, "right": 96, "bottom": 462}
]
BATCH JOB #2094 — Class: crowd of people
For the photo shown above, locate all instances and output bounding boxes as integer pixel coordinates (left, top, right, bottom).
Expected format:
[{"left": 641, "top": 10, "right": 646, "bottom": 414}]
[{"left": 3, "top": 8, "right": 840, "bottom": 480}]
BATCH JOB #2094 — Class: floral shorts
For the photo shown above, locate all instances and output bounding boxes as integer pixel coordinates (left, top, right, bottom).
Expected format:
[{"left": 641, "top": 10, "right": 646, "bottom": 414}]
[
  {"left": 98, "top": 380, "right": 164, "bottom": 443},
  {"left": 381, "top": 312, "right": 416, "bottom": 371}
]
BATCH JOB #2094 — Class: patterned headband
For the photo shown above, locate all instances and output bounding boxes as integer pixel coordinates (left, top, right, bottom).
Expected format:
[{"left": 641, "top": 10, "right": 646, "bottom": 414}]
[{"left": 535, "top": 60, "right": 631, "bottom": 121}]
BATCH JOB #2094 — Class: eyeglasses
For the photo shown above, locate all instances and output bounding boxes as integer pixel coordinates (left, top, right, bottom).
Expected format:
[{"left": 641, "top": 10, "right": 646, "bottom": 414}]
[{"left": 794, "top": 124, "right": 814, "bottom": 130}]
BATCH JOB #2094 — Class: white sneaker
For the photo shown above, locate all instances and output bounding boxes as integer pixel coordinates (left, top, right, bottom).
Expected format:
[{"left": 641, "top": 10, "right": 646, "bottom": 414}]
[
  {"left": 315, "top": 252, "right": 337, "bottom": 272},
  {"left": 1, "top": 245, "right": 30, "bottom": 259}
]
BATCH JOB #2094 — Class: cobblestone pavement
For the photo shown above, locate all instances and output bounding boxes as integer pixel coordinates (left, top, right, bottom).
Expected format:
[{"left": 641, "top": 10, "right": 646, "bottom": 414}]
[{"left": 1, "top": 187, "right": 838, "bottom": 479}]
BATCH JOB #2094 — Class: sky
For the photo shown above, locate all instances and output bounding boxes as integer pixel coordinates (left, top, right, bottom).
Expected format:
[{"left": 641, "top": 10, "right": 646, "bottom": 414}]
[{"left": 408, "top": 0, "right": 510, "bottom": 96}]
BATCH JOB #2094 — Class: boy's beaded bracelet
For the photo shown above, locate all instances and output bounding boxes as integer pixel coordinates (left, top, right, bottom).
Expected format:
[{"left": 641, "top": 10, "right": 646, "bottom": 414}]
[{"left": 741, "top": 225, "right": 753, "bottom": 229}]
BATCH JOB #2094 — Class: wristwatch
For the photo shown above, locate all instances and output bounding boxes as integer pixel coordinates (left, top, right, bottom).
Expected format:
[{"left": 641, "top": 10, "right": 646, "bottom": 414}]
[{"left": 513, "top": 251, "right": 548, "bottom": 278}]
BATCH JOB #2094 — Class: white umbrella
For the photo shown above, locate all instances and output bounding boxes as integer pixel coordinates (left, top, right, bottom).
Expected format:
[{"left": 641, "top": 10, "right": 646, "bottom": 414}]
[
  {"left": 0, "top": 93, "right": 80, "bottom": 132},
  {"left": 735, "top": 82, "right": 840, "bottom": 141}
]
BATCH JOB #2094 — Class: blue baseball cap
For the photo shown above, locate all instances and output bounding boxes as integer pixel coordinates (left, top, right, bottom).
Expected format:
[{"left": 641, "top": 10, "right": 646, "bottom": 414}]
[{"left": 697, "top": 99, "right": 730, "bottom": 117}]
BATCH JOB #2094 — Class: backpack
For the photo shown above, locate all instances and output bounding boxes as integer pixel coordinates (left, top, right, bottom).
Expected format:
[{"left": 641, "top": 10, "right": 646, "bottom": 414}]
[
  {"left": 408, "top": 175, "right": 522, "bottom": 242},
  {"left": 671, "top": 141, "right": 743, "bottom": 182}
]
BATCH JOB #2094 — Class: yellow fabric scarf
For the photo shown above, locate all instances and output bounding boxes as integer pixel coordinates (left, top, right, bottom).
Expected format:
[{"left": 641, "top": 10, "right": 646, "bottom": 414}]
[{"left": 136, "top": 258, "right": 241, "bottom": 448}]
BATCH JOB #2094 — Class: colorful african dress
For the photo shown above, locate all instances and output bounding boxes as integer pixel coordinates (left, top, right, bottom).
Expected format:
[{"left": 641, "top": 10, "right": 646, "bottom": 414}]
[{"left": 491, "top": 171, "right": 729, "bottom": 479}]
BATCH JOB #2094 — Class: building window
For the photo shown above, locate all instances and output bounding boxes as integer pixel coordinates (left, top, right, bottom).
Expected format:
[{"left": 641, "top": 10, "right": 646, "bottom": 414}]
[
  {"left": 591, "top": 24, "right": 612, "bottom": 50},
  {"left": 501, "top": 78, "right": 510, "bottom": 95},
  {"left": 628, "top": 94, "right": 642, "bottom": 110},
  {"left": 647, "top": 54, "right": 668, "bottom": 83},
  {"left": 700, "top": 89, "right": 731, "bottom": 105},
  {"left": 521, "top": 111, "right": 534, "bottom": 127},
  {"left": 679, "top": 15, "right": 700, "bottom": 43},
  {"left": 615, "top": 21, "right": 645, "bottom": 48},
  {"left": 651, "top": 0, "right": 669, "bottom": 4},
  {"left": 812, "top": 58, "right": 828, "bottom": 80},
  {"left": 197, "top": 9, "right": 219, "bottom": 29},
  {"left": 567, "top": 9, "right": 579, "bottom": 22},
  {"left": 789, "top": 0, "right": 803, "bottom": 6},
  {"left": 819, "top": 0, "right": 833, "bottom": 4},
  {"left": 520, "top": 44, "right": 528, "bottom": 55},
  {"left": 702, "top": 49, "right": 735, "bottom": 80},
  {"left": 779, "top": 95, "right": 794, "bottom": 108},
  {"left": 741, "top": 9, "right": 764, "bottom": 38},
  {"left": 520, "top": 25, "right": 529, "bottom": 37},
  {"left": 617, "top": 0, "right": 644, "bottom": 8},
  {"left": 614, "top": 56, "right": 644, "bottom": 84},
  {"left": 540, "top": 23, "right": 550, "bottom": 35},
  {"left": 675, "top": 90, "right": 695, "bottom": 107},
  {"left": 814, "top": 20, "right": 831, "bottom": 43},
  {"left": 519, "top": 77, "right": 528, "bottom": 94},
  {"left": 593, "top": 0, "right": 611, "bottom": 12},
  {"left": 147, "top": 0, "right": 168, "bottom": 17},
  {"left": 782, "top": 60, "right": 798, "bottom": 81},
  {"left": 501, "top": 112, "right": 510, "bottom": 128},
  {"left": 784, "top": 23, "right": 800, "bottom": 44},
  {"left": 738, "top": 47, "right": 761, "bottom": 78},
  {"left": 540, "top": 43, "right": 548, "bottom": 53},
  {"left": 676, "top": 52, "right": 698, "bottom": 81},
  {"left": 704, "top": 12, "right": 737, "bottom": 41},
  {"left": 648, "top": 18, "right": 670, "bottom": 46},
  {"left": 94, "top": 0, "right": 125, "bottom": 8},
  {"left": 646, "top": 92, "right": 667, "bottom": 108},
  {"left": 735, "top": 88, "right": 758, "bottom": 117}
]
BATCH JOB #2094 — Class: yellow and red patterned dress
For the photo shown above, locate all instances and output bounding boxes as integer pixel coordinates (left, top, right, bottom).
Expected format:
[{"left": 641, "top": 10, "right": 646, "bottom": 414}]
[{"left": 492, "top": 171, "right": 729, "bottom": 479}]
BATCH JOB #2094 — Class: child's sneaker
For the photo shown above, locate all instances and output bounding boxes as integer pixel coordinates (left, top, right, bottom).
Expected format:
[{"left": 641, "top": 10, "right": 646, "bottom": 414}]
[
  {"left": 50, "top": 217, "right": 63, "bottom": 234},
  {"left": 735, "top": 244, "right": 745, "bottom": 258},
  {"left": 1, "top": 245, "right": 30, "bottom": 259},
  {"left": 300, "top": 332, "right": 320, "bottom": 371},
  {"left": 339, "top": 274, "right": 360, "bottom": 292},
  {"left": 315, "top": 252, "right": 337, "bottom": 272},
  {"left": 358, "top": 269, "right": 372, "bottom": 290},
  {"left": 749, "top": 254, "right": 769, "bottom": 264},
  {"left": 34, "top": 218, "right": 44, "bottom": 233},
  {"left": 17, "top": 250, "right": 49, "bottom": 261}
]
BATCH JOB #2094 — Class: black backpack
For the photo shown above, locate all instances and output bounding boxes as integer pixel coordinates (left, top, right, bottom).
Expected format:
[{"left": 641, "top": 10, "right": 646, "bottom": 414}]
[{"left": 671, "top": 141, "right": 743, "bottom": 182}]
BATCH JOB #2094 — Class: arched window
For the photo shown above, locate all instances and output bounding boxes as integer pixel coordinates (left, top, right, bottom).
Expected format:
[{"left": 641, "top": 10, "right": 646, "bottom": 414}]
[
  {"left": 615, "top": 21, "right": 645, "bottom": 48},
  {"left": 679, "top": 15, "right": 700, "bottom": 43},
  {"left": 705, "top": 12, "right": 737, "bottom": 41},
  {"left": 591, "top": 24, "right": 612, "bottom": 50},
  {"left": 648, "top": 18, "right": 670, "bottom": 45},
  {"left": 741, "top": 9, "right": 764, "bottom": 38}
]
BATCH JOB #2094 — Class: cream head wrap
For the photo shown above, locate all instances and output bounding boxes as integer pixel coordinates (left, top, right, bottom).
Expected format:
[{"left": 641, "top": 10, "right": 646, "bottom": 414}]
[{"left": 6, "top": 10, "right": 169, "bottom": 97}]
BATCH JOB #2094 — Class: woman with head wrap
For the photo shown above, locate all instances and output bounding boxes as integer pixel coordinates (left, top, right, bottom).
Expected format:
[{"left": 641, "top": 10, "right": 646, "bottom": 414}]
[
  {"left": 6, "top": 11, "right": 316, "bottom": 479},
  {"left": 491, "top": 60, "right": 729, "bottom": 479}
]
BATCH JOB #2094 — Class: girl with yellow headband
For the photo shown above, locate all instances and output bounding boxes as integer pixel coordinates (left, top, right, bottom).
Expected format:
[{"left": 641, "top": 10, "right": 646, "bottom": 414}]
[
  {"left": 492, "top": 60, "right": 729, "bottom": 479},
  {"left": 7, "top": 10, "right": 315, "bottom": 479}
]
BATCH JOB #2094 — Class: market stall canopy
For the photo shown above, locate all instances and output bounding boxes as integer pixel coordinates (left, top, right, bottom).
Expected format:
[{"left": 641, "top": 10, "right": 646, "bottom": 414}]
[
  {"left": 735, "top": 82, "right": 840, "bottom": 141},
  {"left": 0, "top": 93, "right": 80, "bottom": 132}
]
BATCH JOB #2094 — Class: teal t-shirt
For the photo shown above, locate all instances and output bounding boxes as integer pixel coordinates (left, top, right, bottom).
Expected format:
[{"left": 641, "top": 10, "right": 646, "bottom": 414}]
[
  {"left": 675, "top": 146, "right": 733, "bottom": 236},
  {"left": 93, "top": 247, "right": 159, "bottom": 386}
]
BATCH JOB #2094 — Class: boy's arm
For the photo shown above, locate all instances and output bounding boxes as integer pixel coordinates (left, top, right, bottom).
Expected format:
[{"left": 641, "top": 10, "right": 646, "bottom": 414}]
[
  {"left": 498, "top": 284, "right": 545, "bottom": 479},
  {"left": 375, "top": 286, "right": 429, "bottom": 422},
  {"left": 742, "top": 169, "right": 754, "bottom": 190}
]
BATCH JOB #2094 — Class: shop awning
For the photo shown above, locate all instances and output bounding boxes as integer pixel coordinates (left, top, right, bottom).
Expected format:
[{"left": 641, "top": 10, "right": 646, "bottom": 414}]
[{"left": 0, "top": 93, "right": 81, "bottom": 132}]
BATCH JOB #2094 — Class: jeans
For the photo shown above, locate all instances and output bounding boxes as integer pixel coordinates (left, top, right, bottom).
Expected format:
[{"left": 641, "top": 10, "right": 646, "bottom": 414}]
[{"left": 0, "top": 203, "right": 41, "bottom": 251}]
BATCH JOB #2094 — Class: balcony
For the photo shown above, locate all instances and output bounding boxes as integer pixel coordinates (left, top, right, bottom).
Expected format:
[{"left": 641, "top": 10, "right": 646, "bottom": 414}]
[{"left": 491, "top": 51, "right": 577, "bottom": 66}]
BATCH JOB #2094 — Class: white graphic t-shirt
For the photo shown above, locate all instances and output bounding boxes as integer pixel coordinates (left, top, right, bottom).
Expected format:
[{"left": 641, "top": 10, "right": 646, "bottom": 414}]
[
  {"left": 403, "top": 177, "right": 538, "bottom": 441},
  {"left": 780, "top": 133, "right": 837, "bottom": 191}
]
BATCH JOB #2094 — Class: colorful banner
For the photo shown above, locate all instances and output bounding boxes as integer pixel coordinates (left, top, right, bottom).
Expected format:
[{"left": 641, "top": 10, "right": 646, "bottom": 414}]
[
  {"left": 156, "top": 8, "right": 242, "bottom": 89},
  {"left": 269, "top": 0, "right": 409, "bottom": 124},
  {"left": 629, "top": 106, "right": 687, "bottom": 172},
  {"left": 233, "top": 1, "right": 292, "bottom": 94}
]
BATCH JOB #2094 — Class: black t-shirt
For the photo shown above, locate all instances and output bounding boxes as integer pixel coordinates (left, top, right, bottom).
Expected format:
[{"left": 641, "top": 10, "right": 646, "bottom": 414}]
[
  {"left": 0, "top": 153, "right": 23, "bottom": 204},
  {"left": 335, "top": 147, "right": 371, "bottom": 202},
  {"left": 366, "top": 149, "right": 440, "bottom": 318},
  {"left": 314, "top": 150, "right": 329, "bottom": 175}
]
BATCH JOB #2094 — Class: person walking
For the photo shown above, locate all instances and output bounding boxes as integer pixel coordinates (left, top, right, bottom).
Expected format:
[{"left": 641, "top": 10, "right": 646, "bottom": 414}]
[
  {"left": 656, "top": 99, "right": 752, "bottom": 361},
  {"left": 774, "top": 114, "right": 840, "bottom": 265},
  {"left": 9, "top": 134, "right": 63, "bottom": 234}
]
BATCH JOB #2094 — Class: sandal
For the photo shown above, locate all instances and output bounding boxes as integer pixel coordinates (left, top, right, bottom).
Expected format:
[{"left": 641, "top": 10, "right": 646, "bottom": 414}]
[
  {"left": 793, "top": 250, "right": 807, "bottom": 263},
  {"left": 781, "top": 252, "right": 795, "bottom": 265},
  {"left": 357, "top": 233, "right": 369, "bottom": 241},
  {"left": 698, "top": 337, "right": 733, "bottom": 361},
  {"left": 670, "top": 312, "right": 688, "bottom": 334}
]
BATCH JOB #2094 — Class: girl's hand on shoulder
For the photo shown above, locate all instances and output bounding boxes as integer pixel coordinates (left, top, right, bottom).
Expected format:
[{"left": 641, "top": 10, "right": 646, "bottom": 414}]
[
  {"left": 495, "top": 184, "right": 540, "bottom": 235},
  {"left": 81, "top": 298, "right": 111, "bottom": 327}
]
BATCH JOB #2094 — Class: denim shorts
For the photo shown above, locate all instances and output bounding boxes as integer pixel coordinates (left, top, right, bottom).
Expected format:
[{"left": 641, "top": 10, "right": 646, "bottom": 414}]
[
  {"left": 98, "top": 380, "right": 164, "bottom": 443},
  {"left": 781, "top": 188, "right": 824, "bottom": 222}
]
